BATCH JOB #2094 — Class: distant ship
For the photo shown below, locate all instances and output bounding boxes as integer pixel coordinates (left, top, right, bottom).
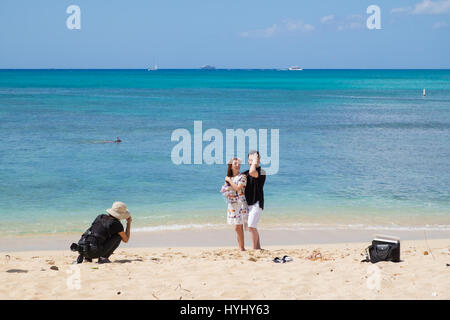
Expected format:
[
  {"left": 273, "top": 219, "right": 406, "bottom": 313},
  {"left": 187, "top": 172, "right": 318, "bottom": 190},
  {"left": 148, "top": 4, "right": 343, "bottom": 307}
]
[
  {"left": 201, "top": 65, "right": 216, "bottom": 70},
  {"left": 147, "top": 65, "right": 158, "bottom": 71},
  {"left": 288, "top": 66, "right": 303, "bottom": 71}
]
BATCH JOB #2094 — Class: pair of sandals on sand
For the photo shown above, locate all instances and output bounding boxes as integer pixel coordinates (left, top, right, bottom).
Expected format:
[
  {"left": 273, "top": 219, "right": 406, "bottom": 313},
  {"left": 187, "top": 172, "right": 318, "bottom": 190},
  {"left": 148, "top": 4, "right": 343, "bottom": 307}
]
[{"left": 273, "top": 255, "right": 293, "bottom": 263}]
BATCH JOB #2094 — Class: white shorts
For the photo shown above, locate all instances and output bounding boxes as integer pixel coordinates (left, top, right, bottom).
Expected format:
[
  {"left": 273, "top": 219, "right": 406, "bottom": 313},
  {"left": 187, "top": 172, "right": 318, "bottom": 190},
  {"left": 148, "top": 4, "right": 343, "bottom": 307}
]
[{"left": 247, "top": 201, "right": 262, "bottom": 229}]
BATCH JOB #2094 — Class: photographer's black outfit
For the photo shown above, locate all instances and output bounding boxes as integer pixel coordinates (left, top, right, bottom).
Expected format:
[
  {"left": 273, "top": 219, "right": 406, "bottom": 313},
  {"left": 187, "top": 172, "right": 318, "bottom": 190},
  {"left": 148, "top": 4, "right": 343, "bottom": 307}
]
[{"left": 72, "top": 214, "right": 124, "bottom": 263}]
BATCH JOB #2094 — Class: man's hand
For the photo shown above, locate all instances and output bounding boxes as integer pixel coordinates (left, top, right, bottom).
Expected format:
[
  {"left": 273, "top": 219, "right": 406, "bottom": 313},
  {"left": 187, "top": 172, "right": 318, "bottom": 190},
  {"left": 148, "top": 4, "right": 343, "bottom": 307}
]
[
  {"left": 254, "top": 153, "right": 260, "bottom": 166},
  {"left": 249, "top": 153, "right": 254, "bottom": 164},
  {"left": 126, "top": 216, "right": 132, "bottom": 224},
  {"left": 249, "top": 153, "right": 260, "bottom": 178}
]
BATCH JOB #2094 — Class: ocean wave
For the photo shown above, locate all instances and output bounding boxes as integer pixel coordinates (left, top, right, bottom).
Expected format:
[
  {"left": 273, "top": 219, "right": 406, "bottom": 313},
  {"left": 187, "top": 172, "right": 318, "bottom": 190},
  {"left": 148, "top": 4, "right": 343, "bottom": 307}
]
[
  {"left": 132, "top": 222, "right": 450, "bottom": 233},
  {"left": 133, "top": 223, "right": 225, "bottom": 232},
  {"left": 263, "top": 223, "right": 450, "bottom": 231}
]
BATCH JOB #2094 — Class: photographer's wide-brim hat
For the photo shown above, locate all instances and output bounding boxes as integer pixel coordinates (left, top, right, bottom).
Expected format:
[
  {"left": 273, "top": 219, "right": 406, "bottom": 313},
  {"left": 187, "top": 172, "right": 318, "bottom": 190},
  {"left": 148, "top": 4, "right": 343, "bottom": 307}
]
[{"left": 106, "top": 201, "right": 130, "bottom": 220}]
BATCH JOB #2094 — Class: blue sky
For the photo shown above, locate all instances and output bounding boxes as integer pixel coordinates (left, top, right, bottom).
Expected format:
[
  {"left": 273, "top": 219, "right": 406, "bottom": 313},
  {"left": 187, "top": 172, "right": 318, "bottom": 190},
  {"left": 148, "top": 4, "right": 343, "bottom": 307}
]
[{"left": 0, "top": 0, "right": 449, "bottom": 68}]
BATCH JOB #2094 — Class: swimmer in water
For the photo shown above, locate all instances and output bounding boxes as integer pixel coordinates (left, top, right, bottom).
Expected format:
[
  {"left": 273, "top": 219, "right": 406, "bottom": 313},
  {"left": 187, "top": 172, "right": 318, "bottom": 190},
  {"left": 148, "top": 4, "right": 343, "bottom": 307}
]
[{"left": 95, "top": 137, "right": 122, "bottom": 143}]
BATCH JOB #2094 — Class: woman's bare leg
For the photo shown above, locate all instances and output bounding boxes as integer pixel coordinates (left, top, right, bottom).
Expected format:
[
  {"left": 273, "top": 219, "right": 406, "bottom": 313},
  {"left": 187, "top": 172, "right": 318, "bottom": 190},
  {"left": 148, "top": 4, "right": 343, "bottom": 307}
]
[{"left": 234, "top": 225, "right": 245, "bottom": 251}]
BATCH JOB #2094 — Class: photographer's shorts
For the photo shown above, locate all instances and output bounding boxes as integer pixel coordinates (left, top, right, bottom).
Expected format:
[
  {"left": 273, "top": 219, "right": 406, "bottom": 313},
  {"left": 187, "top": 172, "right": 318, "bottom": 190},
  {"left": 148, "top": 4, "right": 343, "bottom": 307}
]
[{"left": 248, "top": 201, "right": 262, "bottom": 229}]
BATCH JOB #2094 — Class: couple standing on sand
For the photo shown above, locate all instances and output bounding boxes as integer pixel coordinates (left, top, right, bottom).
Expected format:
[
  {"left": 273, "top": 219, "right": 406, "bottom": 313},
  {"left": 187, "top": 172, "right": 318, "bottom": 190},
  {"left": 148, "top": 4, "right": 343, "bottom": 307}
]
[{"left": 223, "top": 150, "right": 266, "bottom": 251}]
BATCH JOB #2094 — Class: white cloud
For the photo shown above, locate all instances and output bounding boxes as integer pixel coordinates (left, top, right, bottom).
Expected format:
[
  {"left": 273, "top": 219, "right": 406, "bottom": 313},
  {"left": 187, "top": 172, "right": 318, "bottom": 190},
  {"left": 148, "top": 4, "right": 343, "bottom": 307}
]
[
  {"left": 239, "top": 24, "right": 278, "bottom": 38},
  {"left": 391, "top": 0, "right": 450, "bottom": 15},
  {"left": 350, "top": 14, "right": 364, "bottom": 20},
  {"left": 391, "top": 7, "right": 412, "bottom": 14},
  {"left": 284, "top": 19, "right": 315, "bottom": 32},
  {"left": 336, "top": 14, "right": 365, "bottom": 31},
  {"left": 337, "top": 23, "right": 364, "bottom": 31},
  {"left": 391, "top": 7, "right": 406, "bottom": 13},
  {"left": 320, "top": 15, "right": 334, "bottom": 24},
  {"left": 413, "top": 0, "right": 450, "bottom": 14},
  {"left": 303, "top": 24, "right": 315, "bottom": 32},
  {"left": 433, "top": 20, "right": 449, "bottom": 28},
  {"left": 239, "top": 20, "right": 314, "bottom": 38}
]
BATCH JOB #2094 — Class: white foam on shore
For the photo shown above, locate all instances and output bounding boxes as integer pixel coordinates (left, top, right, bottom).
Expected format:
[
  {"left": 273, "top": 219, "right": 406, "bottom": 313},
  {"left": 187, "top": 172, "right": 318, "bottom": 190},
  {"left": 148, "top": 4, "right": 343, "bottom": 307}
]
[
  {"left": 132, "top": 222, "right": 450, "bottom": 233},
  {"left": 263, "top": 223, "right": 450, "bottom": 231},
  {"left": 133, "top": 223, "right": 225, "bottom": 232}
]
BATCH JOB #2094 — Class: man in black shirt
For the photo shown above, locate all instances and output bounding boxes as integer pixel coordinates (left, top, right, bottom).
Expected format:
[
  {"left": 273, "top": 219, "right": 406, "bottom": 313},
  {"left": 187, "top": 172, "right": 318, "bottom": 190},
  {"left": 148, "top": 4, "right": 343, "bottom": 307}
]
[
  {"left": 243, "top": 150, "right": 266, "bottom": 250},
  {"left": 71, "top": 201, "right": 132, "bottom": 264}
]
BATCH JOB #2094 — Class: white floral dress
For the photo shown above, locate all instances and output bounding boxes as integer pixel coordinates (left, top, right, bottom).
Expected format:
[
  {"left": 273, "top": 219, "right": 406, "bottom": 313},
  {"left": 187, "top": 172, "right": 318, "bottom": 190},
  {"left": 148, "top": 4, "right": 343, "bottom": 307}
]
[{"left": 226, "top": 174, "right": 248, "bottom": 226}]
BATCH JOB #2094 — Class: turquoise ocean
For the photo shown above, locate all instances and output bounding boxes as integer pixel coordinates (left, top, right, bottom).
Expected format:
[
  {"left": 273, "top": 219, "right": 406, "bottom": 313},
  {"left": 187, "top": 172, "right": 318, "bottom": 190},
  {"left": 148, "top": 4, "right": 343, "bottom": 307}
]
[{"left": 0, "top": 69, "right": 449, "bottom": 236}]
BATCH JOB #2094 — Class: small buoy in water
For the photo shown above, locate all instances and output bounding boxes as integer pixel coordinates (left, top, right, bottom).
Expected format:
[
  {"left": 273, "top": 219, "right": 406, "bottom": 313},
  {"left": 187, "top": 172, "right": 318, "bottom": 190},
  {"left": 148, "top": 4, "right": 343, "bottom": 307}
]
[{"left": 423, "top": 88, "right": 426, "bottom": 96}]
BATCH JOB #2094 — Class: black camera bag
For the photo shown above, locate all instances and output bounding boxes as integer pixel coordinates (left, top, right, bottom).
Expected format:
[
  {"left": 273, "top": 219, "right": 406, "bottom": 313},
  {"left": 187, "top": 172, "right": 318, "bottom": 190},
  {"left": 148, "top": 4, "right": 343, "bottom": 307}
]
[{"left": 365, "top": 235, "right": 401, "bottom": 263}]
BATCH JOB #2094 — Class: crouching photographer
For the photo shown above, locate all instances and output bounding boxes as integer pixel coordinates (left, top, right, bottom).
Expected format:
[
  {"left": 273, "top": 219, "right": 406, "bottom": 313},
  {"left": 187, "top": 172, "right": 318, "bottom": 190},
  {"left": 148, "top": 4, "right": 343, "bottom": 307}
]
[{"left": 70, "top": 201, "right": 132, "bottom": 264}]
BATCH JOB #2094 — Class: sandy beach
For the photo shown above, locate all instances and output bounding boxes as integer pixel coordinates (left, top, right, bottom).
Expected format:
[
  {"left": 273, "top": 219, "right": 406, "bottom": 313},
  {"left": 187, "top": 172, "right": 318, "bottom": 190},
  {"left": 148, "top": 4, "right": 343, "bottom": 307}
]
[
  {"left": 1, "top": 0, "right": 449, "bottom": 304},
  {"left": 1, "top": 233, "right": 449, "bottom": 300}
]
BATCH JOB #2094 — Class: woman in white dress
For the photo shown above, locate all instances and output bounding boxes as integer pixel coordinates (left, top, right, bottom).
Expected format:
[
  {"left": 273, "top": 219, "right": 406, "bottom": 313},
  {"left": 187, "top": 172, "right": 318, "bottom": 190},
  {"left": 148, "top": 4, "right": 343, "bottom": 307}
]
[{"left": 223, "top": 158, "right": 248, "bottom": 251}]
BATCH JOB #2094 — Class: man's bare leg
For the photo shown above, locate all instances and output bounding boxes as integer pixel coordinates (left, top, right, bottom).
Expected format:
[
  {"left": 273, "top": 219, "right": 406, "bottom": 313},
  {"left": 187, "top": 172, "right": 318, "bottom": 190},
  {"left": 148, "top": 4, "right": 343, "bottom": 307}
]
[{"left": 249, "top": 227, "right": 261, "bottom": 250}]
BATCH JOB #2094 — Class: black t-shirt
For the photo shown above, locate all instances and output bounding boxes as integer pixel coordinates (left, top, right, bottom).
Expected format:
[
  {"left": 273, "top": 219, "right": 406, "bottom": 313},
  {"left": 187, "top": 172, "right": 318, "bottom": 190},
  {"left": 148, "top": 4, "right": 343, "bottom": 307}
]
[
  {"left": 243, "top": 166, "right": 266, "bottom": 210},
  {"left": 89, "top": 214, "right": 124, "bottom": 245}
]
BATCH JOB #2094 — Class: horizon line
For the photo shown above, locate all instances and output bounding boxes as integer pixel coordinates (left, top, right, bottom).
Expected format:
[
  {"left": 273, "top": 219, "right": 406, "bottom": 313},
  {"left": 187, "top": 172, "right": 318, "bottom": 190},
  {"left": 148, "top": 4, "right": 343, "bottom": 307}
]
[{"left": 1, "top": 68, "right": 450, "bottom": 70}]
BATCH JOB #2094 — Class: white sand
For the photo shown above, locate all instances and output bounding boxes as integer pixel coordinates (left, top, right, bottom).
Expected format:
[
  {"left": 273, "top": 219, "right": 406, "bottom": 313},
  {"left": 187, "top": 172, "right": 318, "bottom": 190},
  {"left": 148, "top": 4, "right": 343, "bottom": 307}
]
[{"left": 1, "top": 239, "right": 449, "bottom": 300}]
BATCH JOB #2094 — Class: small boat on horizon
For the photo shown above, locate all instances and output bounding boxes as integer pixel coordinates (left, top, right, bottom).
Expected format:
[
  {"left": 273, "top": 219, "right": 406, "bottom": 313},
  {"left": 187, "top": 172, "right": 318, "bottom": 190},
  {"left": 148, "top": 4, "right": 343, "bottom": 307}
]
[
  {"left": 147, "top": 65, "right": 158, "bottom": 71},
  {"left": 201, "top": 65, "right": 216, "bottom": 70},
  {"left": 288, "top": 66, "right": 303, "bottom": 71}
]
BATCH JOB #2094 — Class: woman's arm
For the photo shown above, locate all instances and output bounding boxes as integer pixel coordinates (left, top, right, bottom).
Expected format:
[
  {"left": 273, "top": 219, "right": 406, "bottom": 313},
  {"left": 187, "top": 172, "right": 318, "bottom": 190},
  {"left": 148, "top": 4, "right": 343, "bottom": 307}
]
[{"left": 225, "top": 176, "right": 246, "bottom": 192}]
